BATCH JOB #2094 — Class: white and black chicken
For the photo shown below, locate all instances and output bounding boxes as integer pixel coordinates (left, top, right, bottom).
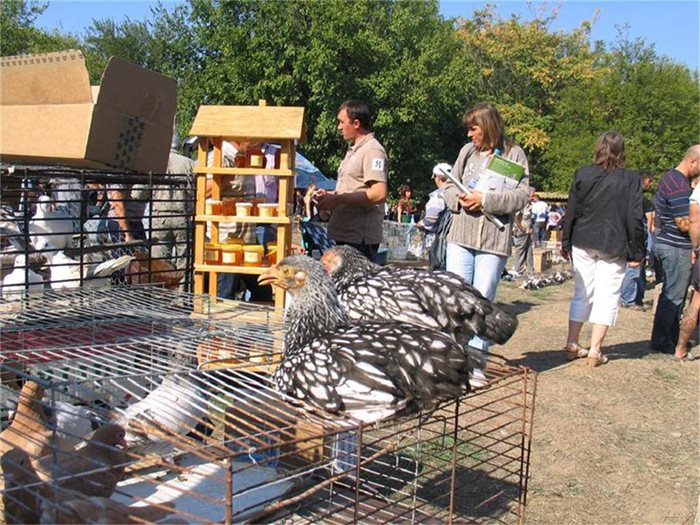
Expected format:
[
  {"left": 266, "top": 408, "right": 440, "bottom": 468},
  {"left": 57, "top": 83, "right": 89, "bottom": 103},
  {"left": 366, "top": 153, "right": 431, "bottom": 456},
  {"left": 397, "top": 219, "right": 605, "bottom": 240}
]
[
  {"left": 320, "top": 245, "right": 518, "bottom": 347},
  {"left": 257, "top": 255, "right": 473, "bottom": 424}
]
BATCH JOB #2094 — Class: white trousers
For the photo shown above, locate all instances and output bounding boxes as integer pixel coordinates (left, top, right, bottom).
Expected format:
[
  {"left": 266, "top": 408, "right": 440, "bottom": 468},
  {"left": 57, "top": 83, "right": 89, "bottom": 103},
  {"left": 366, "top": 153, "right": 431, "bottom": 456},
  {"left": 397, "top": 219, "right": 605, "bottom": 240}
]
[{"left": 569, "top": 246, "right": 627, "bottom": 326}]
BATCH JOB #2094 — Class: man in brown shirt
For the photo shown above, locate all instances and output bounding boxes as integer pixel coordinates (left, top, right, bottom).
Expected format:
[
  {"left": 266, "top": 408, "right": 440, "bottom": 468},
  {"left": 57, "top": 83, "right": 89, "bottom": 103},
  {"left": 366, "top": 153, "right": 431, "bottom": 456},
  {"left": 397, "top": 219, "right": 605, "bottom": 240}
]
[{"left": 315, "top": 100, "right": 388, "bottom": 262}]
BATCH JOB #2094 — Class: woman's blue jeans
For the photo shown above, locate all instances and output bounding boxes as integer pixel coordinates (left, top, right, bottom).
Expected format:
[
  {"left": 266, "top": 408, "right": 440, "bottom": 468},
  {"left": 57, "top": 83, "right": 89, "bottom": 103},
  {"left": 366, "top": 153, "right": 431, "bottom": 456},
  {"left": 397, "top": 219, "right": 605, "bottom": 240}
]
[{"left": 446, "top": 242, "right": 507, "bottom": 353}]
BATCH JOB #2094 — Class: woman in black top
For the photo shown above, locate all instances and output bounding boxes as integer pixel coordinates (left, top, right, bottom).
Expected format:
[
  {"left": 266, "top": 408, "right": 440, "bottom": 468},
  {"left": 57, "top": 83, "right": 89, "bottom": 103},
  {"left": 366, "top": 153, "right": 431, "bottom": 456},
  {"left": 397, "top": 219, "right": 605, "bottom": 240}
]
[{"left": 561, "top": 131, "right": 646, "bottom": 366}]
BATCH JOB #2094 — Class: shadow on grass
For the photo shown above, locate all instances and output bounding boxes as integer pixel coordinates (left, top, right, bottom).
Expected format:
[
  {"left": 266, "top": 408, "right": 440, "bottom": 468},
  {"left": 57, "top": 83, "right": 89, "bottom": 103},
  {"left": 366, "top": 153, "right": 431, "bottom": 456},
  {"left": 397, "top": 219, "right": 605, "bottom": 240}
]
[
  {"left": 506, "top": 339, "right": 661, "bottom": 373},
  {"left": 499, "top": 299, "right": 539, "bottom": 317}
]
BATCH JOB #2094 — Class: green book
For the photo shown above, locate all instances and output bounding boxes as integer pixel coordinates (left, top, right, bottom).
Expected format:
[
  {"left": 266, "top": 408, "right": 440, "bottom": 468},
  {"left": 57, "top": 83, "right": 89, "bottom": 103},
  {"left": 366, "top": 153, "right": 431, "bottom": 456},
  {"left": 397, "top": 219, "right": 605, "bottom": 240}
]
[{"left": 476, "top": 154, "right": 526, "bottom": 193}]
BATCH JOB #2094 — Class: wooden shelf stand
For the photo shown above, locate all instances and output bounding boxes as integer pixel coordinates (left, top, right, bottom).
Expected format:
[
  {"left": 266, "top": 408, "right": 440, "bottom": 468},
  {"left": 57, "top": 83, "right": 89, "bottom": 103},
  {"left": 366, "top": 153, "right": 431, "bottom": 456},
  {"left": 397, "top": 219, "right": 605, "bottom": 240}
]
[{"left": 189, "top": 100, "right": 305, "bottom": 308}]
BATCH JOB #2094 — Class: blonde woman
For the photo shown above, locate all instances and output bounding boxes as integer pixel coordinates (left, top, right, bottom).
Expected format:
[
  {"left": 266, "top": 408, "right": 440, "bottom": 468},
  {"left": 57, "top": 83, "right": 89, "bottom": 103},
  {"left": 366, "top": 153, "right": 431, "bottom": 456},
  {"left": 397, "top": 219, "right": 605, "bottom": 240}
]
[{"left": 442, "top": 102, "right": 530, "bottom": 367}]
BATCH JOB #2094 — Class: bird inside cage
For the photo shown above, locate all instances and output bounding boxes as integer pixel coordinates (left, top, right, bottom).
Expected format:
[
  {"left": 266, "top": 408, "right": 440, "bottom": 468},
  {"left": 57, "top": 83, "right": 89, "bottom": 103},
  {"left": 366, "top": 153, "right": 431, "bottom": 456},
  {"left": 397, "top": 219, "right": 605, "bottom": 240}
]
[{"left": 125, "top": 250, "right": 184, "bottom": 289}]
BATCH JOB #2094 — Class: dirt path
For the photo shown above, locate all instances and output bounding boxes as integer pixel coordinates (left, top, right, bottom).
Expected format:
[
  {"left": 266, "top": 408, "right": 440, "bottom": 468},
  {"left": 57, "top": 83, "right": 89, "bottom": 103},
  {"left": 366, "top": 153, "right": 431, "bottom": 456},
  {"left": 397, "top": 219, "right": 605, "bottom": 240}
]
[{"left": 494, "top": 277, "right": 699, "bottom": 524}]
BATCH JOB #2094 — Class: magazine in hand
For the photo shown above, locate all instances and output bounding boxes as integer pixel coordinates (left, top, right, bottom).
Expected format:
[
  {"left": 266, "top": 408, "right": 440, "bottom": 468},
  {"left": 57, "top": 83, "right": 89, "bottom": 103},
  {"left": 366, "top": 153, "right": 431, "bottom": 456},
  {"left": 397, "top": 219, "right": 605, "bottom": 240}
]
[{"left": 475, "top": 154, "right": 526, "bottom": 194}]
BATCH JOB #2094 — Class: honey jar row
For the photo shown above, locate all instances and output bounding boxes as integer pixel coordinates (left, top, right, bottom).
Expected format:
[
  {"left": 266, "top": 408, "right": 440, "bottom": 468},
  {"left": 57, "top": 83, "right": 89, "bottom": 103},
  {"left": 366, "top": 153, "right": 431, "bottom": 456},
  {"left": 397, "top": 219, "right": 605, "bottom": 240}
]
[
  {"left": 205, "top": 198, "right": 278, "bottom": 218},
  {"left": 204, "top": 242, "right": 278, "bottom": 267}
]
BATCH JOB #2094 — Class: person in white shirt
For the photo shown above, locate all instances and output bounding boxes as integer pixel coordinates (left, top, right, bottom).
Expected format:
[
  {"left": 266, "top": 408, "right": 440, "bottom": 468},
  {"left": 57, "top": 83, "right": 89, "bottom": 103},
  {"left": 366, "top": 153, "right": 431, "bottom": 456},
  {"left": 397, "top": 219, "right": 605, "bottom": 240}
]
[{"left": 530, "top": 192, "right": 549, "bottom": 247}]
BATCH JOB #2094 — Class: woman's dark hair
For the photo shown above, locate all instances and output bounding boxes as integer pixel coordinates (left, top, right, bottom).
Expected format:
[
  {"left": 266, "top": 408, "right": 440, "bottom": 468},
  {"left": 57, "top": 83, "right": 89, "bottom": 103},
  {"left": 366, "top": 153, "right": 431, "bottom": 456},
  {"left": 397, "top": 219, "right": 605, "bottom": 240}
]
[
  {"left": 398, "top": 184, "right": 412, "bottom": 197},
  {"left": 462, "top": 102, "right": 513, "bottom": 153},
  {"left": 593, "top": 131, "right": 626, "bottom": 171},
  {"left": 338, "top": 100, "right": 373, "bottom": 131}
]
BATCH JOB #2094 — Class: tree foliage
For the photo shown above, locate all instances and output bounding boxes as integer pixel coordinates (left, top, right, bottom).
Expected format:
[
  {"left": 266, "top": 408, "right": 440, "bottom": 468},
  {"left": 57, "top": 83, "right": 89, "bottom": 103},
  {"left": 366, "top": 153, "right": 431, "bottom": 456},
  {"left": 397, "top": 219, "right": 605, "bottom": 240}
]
[
  {"left": 0, "top": 0, "right": 78, "bottom": 56},
  {"left": 454, "top": 4, "right": 602, "bottom": 187},
  {"left": 543, "top": 36, "right": 700, "bottom": 191},
  {"left": 3, "top": 0, "right": 699, "bottom": 200},
  {"left": 161, "top": 0, "right": 472, "bottom": 197}
]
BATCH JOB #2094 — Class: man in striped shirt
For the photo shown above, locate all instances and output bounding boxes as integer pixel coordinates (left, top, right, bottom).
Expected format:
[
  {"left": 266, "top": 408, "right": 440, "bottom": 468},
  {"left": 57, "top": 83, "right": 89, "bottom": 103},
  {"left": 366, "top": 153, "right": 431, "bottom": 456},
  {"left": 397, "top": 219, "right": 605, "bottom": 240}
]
[{"left": 651, "top": 145, "right": 700, "bottom": 354}]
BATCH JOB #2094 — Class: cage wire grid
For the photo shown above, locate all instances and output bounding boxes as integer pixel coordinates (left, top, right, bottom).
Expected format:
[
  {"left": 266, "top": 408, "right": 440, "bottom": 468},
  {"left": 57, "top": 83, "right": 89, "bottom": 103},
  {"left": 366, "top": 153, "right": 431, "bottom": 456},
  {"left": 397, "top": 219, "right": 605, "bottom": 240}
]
[
  {"left": 0, "top": 287, "right": 536, "bottom": 524},
  {"left": 1, "top": 166, "right": 194, "bottom": 293}
]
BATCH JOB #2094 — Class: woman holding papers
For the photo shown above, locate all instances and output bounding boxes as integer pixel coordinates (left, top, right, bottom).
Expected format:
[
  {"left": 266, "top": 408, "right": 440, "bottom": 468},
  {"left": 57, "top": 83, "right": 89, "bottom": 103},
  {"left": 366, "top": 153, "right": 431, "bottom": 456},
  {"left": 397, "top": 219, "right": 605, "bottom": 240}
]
[
  {"left": 560, "top": 131, "right": 645, "bottom": 367},
  {"left": 443, "top": 102, "right": 530, "bottom": 378}
]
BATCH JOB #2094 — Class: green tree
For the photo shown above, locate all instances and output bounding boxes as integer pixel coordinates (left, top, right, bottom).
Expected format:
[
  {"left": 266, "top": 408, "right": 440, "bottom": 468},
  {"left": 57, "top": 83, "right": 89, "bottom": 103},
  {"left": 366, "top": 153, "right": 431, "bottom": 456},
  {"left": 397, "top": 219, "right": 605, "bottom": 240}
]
[
  {"left": 453, "top": 4, "right": 602, "bottom": 186},
  {"left": 82, "top": 18, "right": 154, "bottom": 83},
  {"left": 543, "top": 36, "right": 700, "bottom": 191},
  {"left": 170, "top": 0, "right": 471, "bottom": 199},
  {"left": 1, "top": 0, "right": 78, "bottom": 56}
]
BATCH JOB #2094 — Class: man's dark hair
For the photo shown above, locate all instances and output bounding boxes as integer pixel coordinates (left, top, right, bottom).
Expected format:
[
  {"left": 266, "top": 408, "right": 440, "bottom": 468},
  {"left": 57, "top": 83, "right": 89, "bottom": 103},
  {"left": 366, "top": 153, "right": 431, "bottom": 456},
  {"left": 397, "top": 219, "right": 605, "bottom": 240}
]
[{"left": 338, "top": 100, "right": 373, "bottom": 131}]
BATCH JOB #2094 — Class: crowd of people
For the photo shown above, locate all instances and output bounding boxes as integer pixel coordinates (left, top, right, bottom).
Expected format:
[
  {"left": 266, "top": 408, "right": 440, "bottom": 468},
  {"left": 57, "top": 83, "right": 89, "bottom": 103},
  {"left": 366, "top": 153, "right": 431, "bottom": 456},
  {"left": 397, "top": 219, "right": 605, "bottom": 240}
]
[
  {"left": 6, "top": 96, "right": 697, "bottom": 368},
  {"left": 309, "top": 99, "right": 699, "bottom": 369},
  {"left": 79, "top": 98, "right": 700, "bottom": 367}
]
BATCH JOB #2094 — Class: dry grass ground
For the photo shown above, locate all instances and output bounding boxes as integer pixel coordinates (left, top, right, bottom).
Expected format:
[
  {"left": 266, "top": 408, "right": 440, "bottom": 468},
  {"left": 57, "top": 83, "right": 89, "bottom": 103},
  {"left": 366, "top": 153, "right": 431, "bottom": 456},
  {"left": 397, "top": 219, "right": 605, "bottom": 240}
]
[{"left": 493, "top": 276, "right": 699, "bottom": 524}]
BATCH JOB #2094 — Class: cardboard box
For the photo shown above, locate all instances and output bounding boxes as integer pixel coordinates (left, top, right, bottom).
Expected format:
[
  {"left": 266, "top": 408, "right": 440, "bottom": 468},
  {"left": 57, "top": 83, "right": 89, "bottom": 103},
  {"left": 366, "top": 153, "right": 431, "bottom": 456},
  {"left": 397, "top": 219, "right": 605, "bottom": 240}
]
[
  {"left": 549, "top": 229, "right": 563, "bottom": 243},
  {"left": 534, "top": 249, "right": 552, "bottom": 273},
  {"left": 0, "top": 49, "right": 176, "bottom": 173}
]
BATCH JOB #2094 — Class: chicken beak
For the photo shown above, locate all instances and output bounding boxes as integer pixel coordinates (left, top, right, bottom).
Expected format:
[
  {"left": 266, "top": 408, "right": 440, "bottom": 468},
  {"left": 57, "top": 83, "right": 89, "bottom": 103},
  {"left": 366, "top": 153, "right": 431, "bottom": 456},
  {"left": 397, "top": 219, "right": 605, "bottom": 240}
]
[{"left": 257, "top": 265, "right": 283, "bottom": 288}]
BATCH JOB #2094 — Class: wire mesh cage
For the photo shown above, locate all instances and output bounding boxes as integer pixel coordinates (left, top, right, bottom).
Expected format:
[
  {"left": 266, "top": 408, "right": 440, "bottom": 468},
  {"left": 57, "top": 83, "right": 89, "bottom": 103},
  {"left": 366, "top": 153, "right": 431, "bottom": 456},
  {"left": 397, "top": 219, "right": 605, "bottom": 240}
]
[
  {"left": 0, "top": 287, "right": 535, "bottom": 524},
  {"left": 1, "top": 165, "right": 194, "bottom": 295}
]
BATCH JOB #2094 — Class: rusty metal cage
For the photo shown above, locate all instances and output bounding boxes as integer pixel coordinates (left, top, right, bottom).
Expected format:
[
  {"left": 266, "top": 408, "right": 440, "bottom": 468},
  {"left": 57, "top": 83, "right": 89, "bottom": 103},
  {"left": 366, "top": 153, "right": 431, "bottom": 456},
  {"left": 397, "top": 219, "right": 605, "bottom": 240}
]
[
  {"left": 0, "top": 287, "right": 535, "bottom": 524},
  {"left": 1, "top": 165, "right": 194, "bottom": 294}
]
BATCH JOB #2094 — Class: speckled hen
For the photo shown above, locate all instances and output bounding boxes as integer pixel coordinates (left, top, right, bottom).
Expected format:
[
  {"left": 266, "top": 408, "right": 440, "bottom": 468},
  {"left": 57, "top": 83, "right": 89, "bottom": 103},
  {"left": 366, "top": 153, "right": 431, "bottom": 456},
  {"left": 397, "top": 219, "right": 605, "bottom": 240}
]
[
  {"left": 258, "top": 255, "right": 472, "bottom": 424},
  {"left": 321, "top": 245, "right": 518, "bottom": 347}
]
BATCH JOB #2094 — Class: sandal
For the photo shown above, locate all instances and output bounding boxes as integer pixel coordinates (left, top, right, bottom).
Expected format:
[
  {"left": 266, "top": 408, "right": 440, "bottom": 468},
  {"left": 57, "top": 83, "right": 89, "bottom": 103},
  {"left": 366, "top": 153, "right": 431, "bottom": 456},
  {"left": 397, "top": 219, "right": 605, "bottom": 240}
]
[
  {"left": 674, "top": 352, "right": 696, "bottom": 362},
  {"left": 587, "top": 352, "right": 609, "bottom": 367},
  {"left": 564, "top": 342, "right": 589, "bottom": 361}
]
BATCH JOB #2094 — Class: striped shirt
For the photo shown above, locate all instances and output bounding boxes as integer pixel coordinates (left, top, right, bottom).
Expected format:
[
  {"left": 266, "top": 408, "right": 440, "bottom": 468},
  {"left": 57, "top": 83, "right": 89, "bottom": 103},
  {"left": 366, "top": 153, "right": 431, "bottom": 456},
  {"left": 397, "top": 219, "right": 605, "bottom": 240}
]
[{"left": 655, "top": 169, "right": 691, "bottom": 249}]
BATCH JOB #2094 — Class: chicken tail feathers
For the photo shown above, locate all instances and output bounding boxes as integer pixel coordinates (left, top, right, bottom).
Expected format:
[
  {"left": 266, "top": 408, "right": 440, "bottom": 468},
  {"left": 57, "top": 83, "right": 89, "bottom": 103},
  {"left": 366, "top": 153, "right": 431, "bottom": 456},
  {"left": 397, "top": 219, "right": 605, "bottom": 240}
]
[{"left": 484, "top": 308, "right": 519, "bottom": 345}]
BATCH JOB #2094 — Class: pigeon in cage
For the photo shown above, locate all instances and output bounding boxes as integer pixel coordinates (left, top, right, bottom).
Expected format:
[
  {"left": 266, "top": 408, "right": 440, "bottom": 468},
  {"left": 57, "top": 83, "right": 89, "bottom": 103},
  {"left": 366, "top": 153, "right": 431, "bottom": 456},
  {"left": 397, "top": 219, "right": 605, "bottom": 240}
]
[
  {"left": 36, "top": 423, "right": 127, "bottom": 498},
  {"left": 45, "top": 400, "right": 104, "bottom": 451},
  {"left": 258, "top": 255, "right": 473, "bottom": 424},
  {"left": 36, "top": 239, "right": 133, "bottom": 289},
  {"left": 3, "top": 394, "right": 104, "bottom": 451},
  {"left": 125, "top": 249, "right": 184, "bottom": 290},
  {"left": 0, "top": 380, "right": 53, "bottom": 460},
  {"left": 320, "top": 245, "right": 518, "bottom": 346},
  {"left": 1, "top": 205, "right": 30, "bottom": 253},
  {"left": 1, "top": 253, "right": 44, "bottom": 300},
  {"left": 1, "top": 447, "right": 45, "bottom": 524},
  {"left": 29, "top": 196, "right": 75, "bottom": 251},
  {"left": 0, "top": 446, "right": 174, "bottom": 525},
  {"left": 114, "top": 373, "right": 209, "bottom": 457}
]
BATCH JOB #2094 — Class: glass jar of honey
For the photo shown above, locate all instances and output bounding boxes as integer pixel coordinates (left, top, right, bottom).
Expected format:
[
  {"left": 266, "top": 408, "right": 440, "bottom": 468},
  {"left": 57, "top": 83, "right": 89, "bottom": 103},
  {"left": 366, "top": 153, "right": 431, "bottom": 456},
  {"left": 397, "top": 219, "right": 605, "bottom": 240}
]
[
  {"left": 245, "top": 147, "right": 265, "bottom": 169},
  {"left": 257, "top": 203, "right": 277, "bottom": 218},
  {"left": 242, "top": 245, "right": 264, "bottom": 267},
  {"left": 266, "top": 244, "right": 278, "bottom": 265},
  {"left": 222, "top": 197, "right": 237, "bottom": 215},
  {"left": 220, "top": 243, "right": 243, "bottom": 265},
  {"left": 205, "top": 199, "right": 222, "bottom": 215},
  {"left": 204, "top": 243, "right": 221, "bottom": 265},
  {"left": 236, "top": 202, "right": 253, "bottom": 217}
]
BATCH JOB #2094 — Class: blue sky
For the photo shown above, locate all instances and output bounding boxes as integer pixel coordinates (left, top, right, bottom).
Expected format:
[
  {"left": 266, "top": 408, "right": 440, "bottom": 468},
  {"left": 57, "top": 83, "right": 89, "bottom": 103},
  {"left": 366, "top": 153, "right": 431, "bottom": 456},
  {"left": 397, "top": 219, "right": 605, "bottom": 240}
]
[{"left": 36, "top": 1, "right": 699, "bottom": 70}]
